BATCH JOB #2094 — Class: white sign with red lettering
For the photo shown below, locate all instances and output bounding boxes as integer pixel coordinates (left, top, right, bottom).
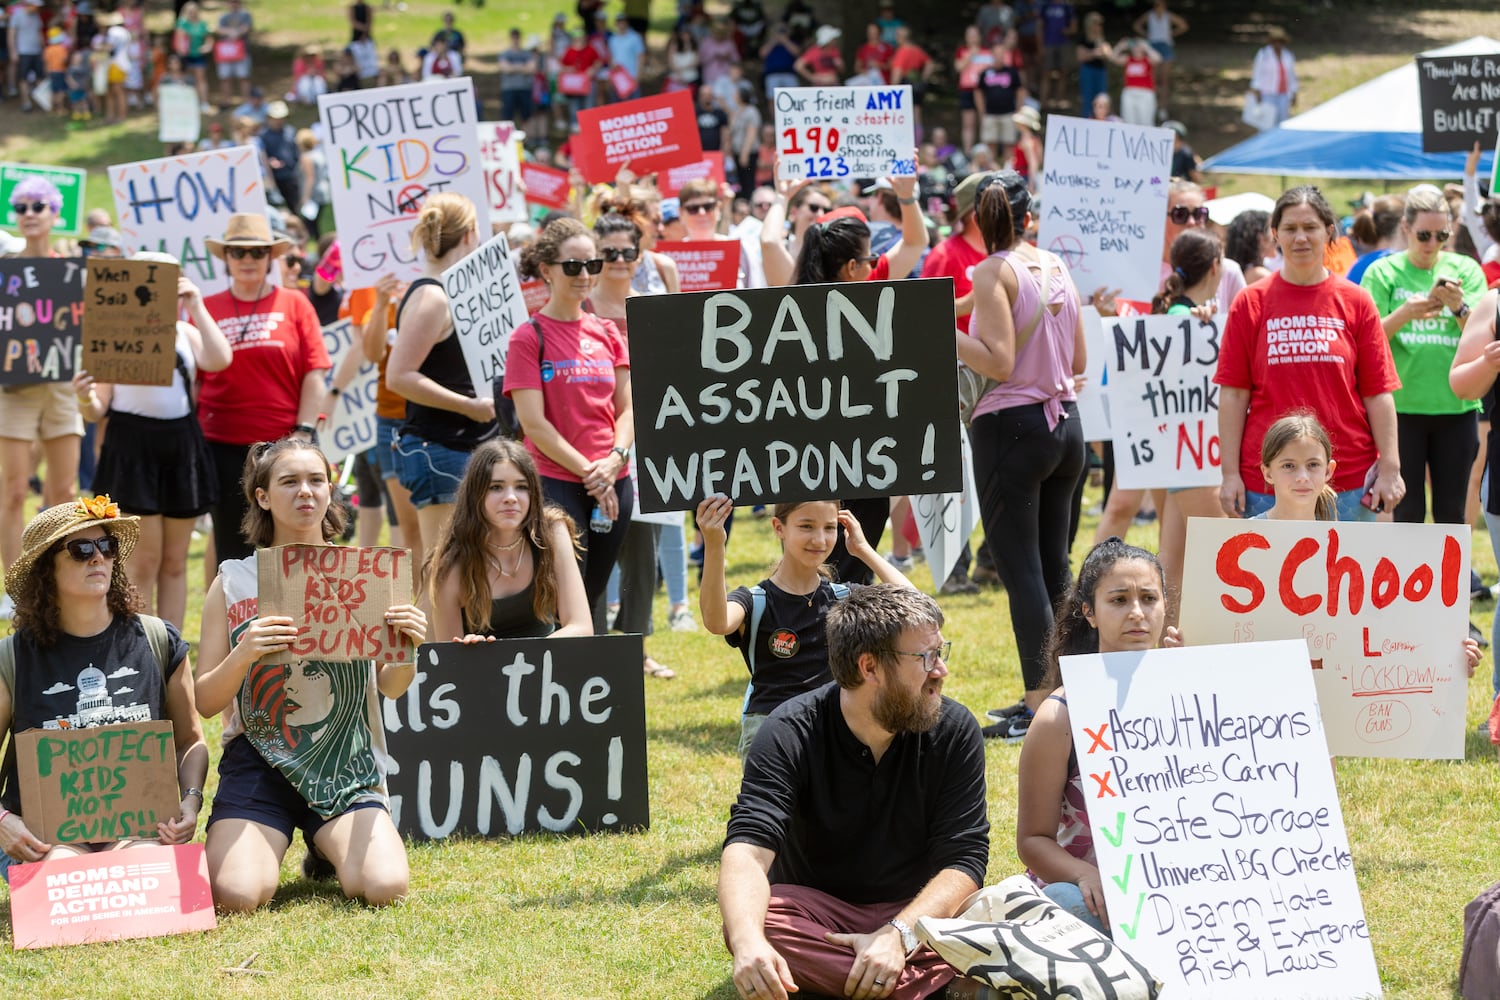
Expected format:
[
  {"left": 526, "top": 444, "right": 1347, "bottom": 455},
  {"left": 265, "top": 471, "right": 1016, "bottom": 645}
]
[
  {"left": 774, "top": 85, "right": 916, "bottom": 181},
  {"left": 478, "top": 121, "right": 527, "bottom": 224}
]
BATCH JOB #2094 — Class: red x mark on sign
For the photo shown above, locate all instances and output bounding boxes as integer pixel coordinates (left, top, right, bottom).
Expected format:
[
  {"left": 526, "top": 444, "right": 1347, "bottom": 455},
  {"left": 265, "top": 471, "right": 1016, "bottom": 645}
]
[
  {"left": 1083, "top": 723, "right": 1112, "bottom": 754},
  {"left": 1089, "top": 771, "right": 1117, "bottom": 798}
]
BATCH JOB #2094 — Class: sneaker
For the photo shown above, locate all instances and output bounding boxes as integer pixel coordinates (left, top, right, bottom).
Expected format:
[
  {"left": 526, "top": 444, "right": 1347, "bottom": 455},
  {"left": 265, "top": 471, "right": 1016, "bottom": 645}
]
[
  {"left": 982, "top": 708, "right": 1033, "bottom": 741},
  {"left": 668, "top": 606, "right": 696, "bottom": 631},
  {"left": 688, "top": 543, "right": 704, "bottom": 567},
  {"left": 301, "top": 846, "right": 337, "bottom": 881},
  {"left": 985, "top": 699, "right": 1028, "bottom": 722},
  {"left": 1471, "top": 621, "right": 1490, "bottom": 649},
  {"left": 887, "top": 553, "right": 914, "bottom": 572},
  {"left": 939, "top": 571, "right": 979, "bottom": 595},
  {"left": 970, "top": 564, "right": 1002, "bottom": 588}
]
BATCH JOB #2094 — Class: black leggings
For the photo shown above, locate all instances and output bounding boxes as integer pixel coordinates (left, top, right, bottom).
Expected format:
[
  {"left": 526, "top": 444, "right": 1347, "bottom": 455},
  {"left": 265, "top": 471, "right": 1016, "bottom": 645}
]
[
  {"left": 541, "top": 475, "right": 633, "bottom": 632},
  {"left": 207, "top": 439, "right": 254, "bottom": 564},
  {"left": 1394, "top": 410, "right": 1477, "bottom": 524},
  {"left": 970, "top": 402, "right": 1086, "bottom": 692}
]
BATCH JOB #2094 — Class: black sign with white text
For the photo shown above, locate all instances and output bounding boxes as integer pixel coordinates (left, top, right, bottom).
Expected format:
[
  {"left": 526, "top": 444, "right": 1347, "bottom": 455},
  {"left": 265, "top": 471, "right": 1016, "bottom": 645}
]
[
  {"left": 0, "top": 258, "right": 83, "bottom": 385},
  {"left": 1417, "top": 54, "right": 1500, "bottom": 152}
]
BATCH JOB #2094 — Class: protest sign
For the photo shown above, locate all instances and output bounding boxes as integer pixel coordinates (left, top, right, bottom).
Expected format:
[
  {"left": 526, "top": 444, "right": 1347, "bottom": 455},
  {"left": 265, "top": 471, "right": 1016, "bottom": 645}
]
[
  {"left": 443, "top": 230, "right": 527, "bottom": 398},
  {"left": 910, "top": 429, "right": 977, "bottom": 589},
  {"left": 1416, "top": 54, "right": 1500, "bottom": 153},
  {"left": 479, "top": 120, "right": 527, "bottom": 224},
  {"left": 522, "top": 278, "right": 550, "bottom": 314},
  {"left": 1106, "top": 313, "right": 1224, "bottom": 489},
  {"left": 773, "top": 85, "right": 916, "bottom": 181},
  {"left": 625, "top": 278, "right": 962, "bottom": 512},
  {"left": 256, "top": 545, "right": 414, "bottom": 665},
  {"left": 658, "top": 152, "right": 727, "bottom": 197},
  {"left": 519, "top": 161, "right": 570, "bottom": 211},
  {"left": 1075, "top": 305, "right": 1113, "bottom": 442},
  {"left": 1492, "top": 122, "right": 1500, "bottom": 196},
  {"left": 10, "top": 843, "right": 216, "bottom": 949},
  {"left": 156, "top": 83, "right": 201, "bottom": 145},
  {"left": 81, "top": 258, "right": 179, "bottom": 386},
  {"left": 575, "top": 90, "right": 702, "bottom": 184},
  {"left": 0, "top": 257, "right": 84, "bottom": 385},
  {"left": 0, "top": 163, "right": 86, "bottom": 235},
  {"left": 108, "top": 146, "right": 272, "bottom": 296},
  {"left": 16, "top": 721, "right": 181, "bottom": 845},
  {"left": 1059, "top": 640, "right": 1380, "bottom": 997},
  {"left": 319, "top": 78, "right": 490, "bottom": 287},
  {"left": 1039, "top": 115, "right": 1172, "bottom": 302},
  {"left": 318, "top": 318, "right": 381, "bottom": 465},
  {"left": 655, "top": 239, "right": 741, "bottom": 292},
  {"left": 382, "top": 635, "right": 649, "bottom": 838},
  {"left": 1180, "top": 518, "right": 1471, "bottom": 759}
]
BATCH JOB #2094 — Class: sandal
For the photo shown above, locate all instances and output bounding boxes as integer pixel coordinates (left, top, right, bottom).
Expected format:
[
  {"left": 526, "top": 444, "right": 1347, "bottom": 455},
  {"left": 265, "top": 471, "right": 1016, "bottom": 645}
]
[{"left": 643, "top": 656, "right": 676, "bottom": 680}]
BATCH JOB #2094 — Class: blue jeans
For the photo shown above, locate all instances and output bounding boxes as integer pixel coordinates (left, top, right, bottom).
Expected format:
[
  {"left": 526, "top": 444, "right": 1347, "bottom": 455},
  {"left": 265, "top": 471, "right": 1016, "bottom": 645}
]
[
  {"left": 658, "top": 520, "right": 687, "bottom": 606},
  {"left": 1041, "top": 881, "right": 1109, "bottom": 936},
  {"left": 1242, "top": 487, "right": 1376, "bottom": 523},
  {"left": 1078, "top": 63, "right": 1108, "bottom": 114}
]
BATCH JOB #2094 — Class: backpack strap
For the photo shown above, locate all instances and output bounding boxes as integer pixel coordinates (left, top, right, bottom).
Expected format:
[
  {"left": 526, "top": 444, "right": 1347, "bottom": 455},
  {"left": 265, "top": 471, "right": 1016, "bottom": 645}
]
[
  {"left": 741, "top": 585, "right": 768, "bottom": 716},
  {"left": 139, "top": 614, "right": 172, "bottom": 679},
  {"left": 830, "top": 582, "right": 851, "bottom": 601}
]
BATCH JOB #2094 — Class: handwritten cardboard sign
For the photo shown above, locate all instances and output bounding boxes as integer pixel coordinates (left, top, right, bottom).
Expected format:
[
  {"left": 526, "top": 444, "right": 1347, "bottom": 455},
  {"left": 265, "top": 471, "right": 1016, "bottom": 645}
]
[
  {"left": 774, "top": 85, "right": 916, "bottom": 181},
  {"left": 909, "top": 428, "right": 978, "bottom": 589},
  {"left": 0, "top": 163, "right": 87, "bottom": 235},
  {"left": 520, "top": 161, "right": 571, "bottom": 211},
  {"left": 1416, "top": 54, "right": 1500, "bottom": 153},
  {"left": 625, "top": 278, "right": 962, "bottom": 512},
  {"left": 479, "top": 120, "right": 527, "bottom": 224},
  {"left": 108, "top": 146, "right": 272, "bottom": 296},
  {"left": 81, "top": 258, "right": 179, "bottom": 386},
  {"left": 1038, "top": 115, "right": 1172, "bottom": 303},
  {"left": 319, "top": 78, "right": 491, "bottom": 287},
  {"left": 1180, "top": 518, "right": 1471, "bottom": 759},
  {"left": 1060, "top": 640, "right": 1380, "bottom": 997},
  {"left": 0, "top": 257, "right": 84, "bottom": 385},
  {"left": 156, "top": 82, "right": 201, "bottom": 145},
  {"left": 443, "top": 230, "right": 527, "bottom": 399},
  {"left": 575, "top": 89, "right": 702, "bottom": 184},
  {"left": 9, "top": 843, "right": 216, "bottom": 949},
  {"left": 256, "top": 544, "right": 414, "bottom": 665},
  {"left": 382, "top": 635, "right": 650, "bottom": 838},
  {"left": 1106, "top": 313, "right": 1224, "bottom": 488},
  {"left": 655, "top": 239, "right": 741, "bottom": 292},
  {"left": 16, "top": 721, "right": 181, "bottom": 845},
  {"left": 319, "top": 318, "right": 381, "bottom": 465},
  {"left": 659, "top": 152, "right": 727, "bottom": 197}
]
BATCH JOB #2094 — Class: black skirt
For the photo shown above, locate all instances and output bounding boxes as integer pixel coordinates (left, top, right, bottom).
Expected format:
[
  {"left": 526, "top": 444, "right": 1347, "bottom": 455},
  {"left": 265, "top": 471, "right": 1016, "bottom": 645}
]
[{"left": 92, "top": 410, "right": 218, "bottom": 519}]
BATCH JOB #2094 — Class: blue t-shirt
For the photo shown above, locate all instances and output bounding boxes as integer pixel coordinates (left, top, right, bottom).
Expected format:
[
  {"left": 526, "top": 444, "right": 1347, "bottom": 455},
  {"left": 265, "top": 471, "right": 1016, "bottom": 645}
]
[{"left": 1041, "top": 2, "right": 1074, "bottom": 46}]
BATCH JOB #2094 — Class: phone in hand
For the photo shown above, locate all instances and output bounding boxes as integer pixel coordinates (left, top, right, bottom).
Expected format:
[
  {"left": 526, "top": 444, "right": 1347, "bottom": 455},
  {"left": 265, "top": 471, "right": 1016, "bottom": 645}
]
[{"left": 1361, "top": 489, "right": 1383, "bottom": 513}]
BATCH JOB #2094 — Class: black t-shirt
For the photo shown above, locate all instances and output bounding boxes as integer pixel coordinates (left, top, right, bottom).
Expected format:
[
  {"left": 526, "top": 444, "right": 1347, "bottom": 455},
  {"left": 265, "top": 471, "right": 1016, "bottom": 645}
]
[
  {"left": 349, "top": 1, "right": 371, "bottom": 42},
  {"left": 1170, "top": 144, "right": 1199, "bottom": 179},
  {"left": 1, "top": 616, "right": 188, "bottom": 812},
  {"left": 725, "top": 683, "right": 990, "bottom": 903},
  {"left": 396, "top": 277, "right": 497, "bottom": 450},
  {"left": 979, "top": 65, "right": 1020, "bottom": 116},
  {"left": 697, "top": 106, "right": 729, "bottom": 152},
  {"left": 727, "top": 579, "right": 851, "bottom": 716}
]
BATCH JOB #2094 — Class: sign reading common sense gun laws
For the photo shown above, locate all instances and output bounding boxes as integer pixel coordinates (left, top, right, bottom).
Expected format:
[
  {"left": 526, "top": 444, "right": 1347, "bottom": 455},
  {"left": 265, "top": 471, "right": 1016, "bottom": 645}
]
[
  {"left": 82, "top": 258, "right": 179, "bottom": 386},
  {"left": 1416, "top": 53, "right": 1500, "bottom": 153},
  {"left": 1180, "top": 518, "right": 1471, "bottom": 759},
  {"left": 443, "top": 230, "right": 527, "bottom": 398},
  {"left": 382, "top": 635, "right": 649, "bottom": 838},
  {"left": 625, "top": 278, "right": 962, "bottom": 513},
  {"left": 319, "top": 78, "right": 490, "bottom": 286},
  {"left": 256, "top": 545, "right": 414, "bottom": 665},
  {"left": 17, "top": 721, "right": 182, "bottom": 845},
  {"left": 774, "top": 85, "right": 915, "bottom": 181},
  {"left": 0, "top": 257, "right": 83, "bottom": 385},
  {"left": 1060, "top": 641, "right": 1380, "bottom": 998}
]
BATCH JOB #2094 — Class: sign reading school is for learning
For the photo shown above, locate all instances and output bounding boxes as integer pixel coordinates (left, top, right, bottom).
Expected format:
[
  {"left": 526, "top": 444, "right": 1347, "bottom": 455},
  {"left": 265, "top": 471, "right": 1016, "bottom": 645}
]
[{"left": 774, "top": 86, "right": 916, "bottom": 181}]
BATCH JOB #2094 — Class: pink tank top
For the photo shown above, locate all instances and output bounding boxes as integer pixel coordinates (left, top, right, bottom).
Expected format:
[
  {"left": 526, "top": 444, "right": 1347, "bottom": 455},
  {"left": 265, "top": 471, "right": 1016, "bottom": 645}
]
[{"left": 972, "top": 248, "right": 1080, "bottom": 429}]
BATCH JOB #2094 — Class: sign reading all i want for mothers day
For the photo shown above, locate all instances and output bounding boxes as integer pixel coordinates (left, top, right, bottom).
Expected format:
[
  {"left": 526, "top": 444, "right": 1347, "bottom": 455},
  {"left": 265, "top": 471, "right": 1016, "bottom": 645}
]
[
  {"left": 1180, "top": 518, "right": 1471, "bottom": 759},
  {"left": 1060, "top": 640, "right": 1381, "bottom": 997},
  {"left": 443, "top": 230, "right": 527, "bottom": 399},
  {"left": 256, "top": 544, "right": 414, "bottom": 665},
  {"left": 774, "top": 85, "right": 915, "bottom": 181}
]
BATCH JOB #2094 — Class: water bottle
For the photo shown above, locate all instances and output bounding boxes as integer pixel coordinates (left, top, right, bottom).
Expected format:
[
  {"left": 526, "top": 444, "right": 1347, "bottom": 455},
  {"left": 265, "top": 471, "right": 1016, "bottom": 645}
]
[{"left": 589, "top": 504, "right": 613, "bottom": 534}]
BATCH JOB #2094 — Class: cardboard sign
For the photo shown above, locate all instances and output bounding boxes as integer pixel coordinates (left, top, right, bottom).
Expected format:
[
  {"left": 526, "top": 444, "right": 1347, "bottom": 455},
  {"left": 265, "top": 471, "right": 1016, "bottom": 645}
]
[
  {"left": 1038, "top": 115, "right": 1172, "bottom": 302},
  {"left": 625, "top": 278, "right": 963, "bottom": 512},
  {"left": 156, "top": 82, "right": 201, "bottom": 145},
  {"left": 319, "top": 78, "right": 491, "bottom": 287},
  {"left": 9, "top": 843, "right": 216, "bottom": 949},
  {"left": 774, "top": 86, "right": 917, "bottom": 181},
  {"left": 575, "top": 89, "right": 702, "bottom": 184},
  {"left": 655, "top": 239, "right": 741, "bottom": 292},
  {"left": 81, "top": 258, "right": 179, "bottom": 386},
  {"left": 1106, "top": 313, "right": 1224, "bottom": 489},
  {"left": 108, "top": 146, "right": 272, "bottom": 296},
  {"left": 1180, "top": 518, "right": 1471, "bottom": 759},
  {"left": 382, "top": 635, "right": 650, "bottom": 839},
  {"left": 16, "top": 721, "right": 181, "bottom": 846},
  {"left": 479, "top": 120, "right": 527, "bottom": 224},
  {"left": 1416, "top": 54, "right": 1500, "bottom": 153},
  {"left": 910, "top": 428, "right": 978, "bottom": 589},
  {"left": 0, "top": 257, "right": 85, "bottom": 385},
  {"left": 443, "top": 231, "right": 527, "bottom": 398},
  {"left": 519, "top": 161, "right": 570, "bottom": 211},
  {"left": 1075, "top": 305, "right": 1113, "bottom": 442},
  {"left": 0, "top": 163, "right": 86, "bottom": 235},
  {"left": 256, "top": 544, "right": 414, "bottom": 665},
  {"left": 1059, "top": 640, "right": 1380, "bottom": 997},
  {"left": 319, "top": 318, "right": 381, "bottom": 465},
  {"left": 658, "top": 152, "right": 727, "bottom": 197}
]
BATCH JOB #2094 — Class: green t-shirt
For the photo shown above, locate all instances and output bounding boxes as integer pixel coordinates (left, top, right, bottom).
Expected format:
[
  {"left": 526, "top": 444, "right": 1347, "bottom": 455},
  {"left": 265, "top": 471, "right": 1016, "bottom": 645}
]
[{"left": 1360, "top": 250, "right": 1485, "bottom": 415}]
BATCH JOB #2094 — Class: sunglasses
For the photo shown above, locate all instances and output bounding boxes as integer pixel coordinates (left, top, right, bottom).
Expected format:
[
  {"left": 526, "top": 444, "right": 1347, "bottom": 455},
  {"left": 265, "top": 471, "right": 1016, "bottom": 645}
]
[
  {"left": 1168, "top": 205, "right": 1212, "bottom": 225},
  {"left": 226, "top": 245, "right": 272, "bottom": 260},
  {"left": 10, "top": 201, "right": 50, "bottom": 215},
  {"left": 60, "top": 535, "right": 119, "bottom": 562},
  {"left": 805, "top": 203, "right": 830, "bottom": 215},
  {"left": 1413, "top": 229, "right": 1451, "bottom": 244},
  {"left": 600, "top": 247, "right": 639, "bottom": 262},
  {"left": 556, "top": 258, "right": 604, "bottom": 276},
  {"left": 682, "top": 201, "right": 717, "bottom": 215}
]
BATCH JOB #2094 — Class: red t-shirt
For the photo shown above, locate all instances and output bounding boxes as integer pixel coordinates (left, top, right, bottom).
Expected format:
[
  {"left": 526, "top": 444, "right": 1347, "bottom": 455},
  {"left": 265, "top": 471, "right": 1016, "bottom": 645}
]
[
  {"left": 890, "top": 44, "right": 930, "bottom": 78},
  {"left": 1123, "top": 55, "right": 1154, "bottom": 91},
  {"left": 200, "top": 286, "right": 331, "bottom": 445},
  {"left": 921, "top": 233, "right": 988, "bottom": 334},
  {"left": 561, "top": 44, "right": 601, "bottom": 74},
  {"left": 856, "top": 41, "right": 894, "bottom": 80},
  {"left": 502, "top": 312, "right": 630, "bottom": 483},
  {"left": 1214, "top": 274, "right": 1400, "bottom": 494},
  {"left": 1483, "top": 260, "right": 1500, "bottom": 289}
]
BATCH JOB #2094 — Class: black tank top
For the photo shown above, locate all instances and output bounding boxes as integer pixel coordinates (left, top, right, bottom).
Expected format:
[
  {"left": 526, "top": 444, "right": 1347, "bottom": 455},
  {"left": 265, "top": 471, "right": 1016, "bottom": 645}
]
[
  {"left": 396, "top": 276, "right": 497, "bottom": 450},
  {"left": 464, "top": 577, "right": 556, "bottom": 639}
]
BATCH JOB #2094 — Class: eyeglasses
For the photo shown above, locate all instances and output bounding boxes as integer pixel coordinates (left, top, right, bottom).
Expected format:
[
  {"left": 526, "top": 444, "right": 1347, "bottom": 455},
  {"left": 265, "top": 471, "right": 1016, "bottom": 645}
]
[
  {"left": 600, "top": 247, "right": 639, "bottom": 262},
  {"left": 888, "top": 641, "right": 951, "bottom": 672},
  {"left": 1168, "top": 205, "right": 1212, "bottom": 225},
  {"left": 226, "top": 245, "right": 272, "bottom": 260},
  {"left": 556, "top": 258, "right": 604, "bottom": 276},
  {"left": 682, "top": 201, "right": 717, "bottom": 215},
  {"left": 10, "top": 201, "right": 50, "bottom": 215},
  {"left": 61, "top": 535, "right": 119, "bottom": 562},
  {"left": 1413, "top": 229, "right": 1451, "bottom": 244}
]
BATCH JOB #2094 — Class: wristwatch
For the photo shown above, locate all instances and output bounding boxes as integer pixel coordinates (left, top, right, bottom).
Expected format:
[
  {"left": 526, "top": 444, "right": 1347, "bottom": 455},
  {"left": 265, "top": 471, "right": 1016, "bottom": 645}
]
[
  {"left": 612, "top": 445, "right": 630, "bottom": 464},
  {"left": 1457, "top": 303, "right": 1472, "bottom": 319},
  {"left": 183, "top": 787, "right": 203, "bottom": 803},
  {"left": 888, "top": 918, "right": 918, "bottom": 954}
]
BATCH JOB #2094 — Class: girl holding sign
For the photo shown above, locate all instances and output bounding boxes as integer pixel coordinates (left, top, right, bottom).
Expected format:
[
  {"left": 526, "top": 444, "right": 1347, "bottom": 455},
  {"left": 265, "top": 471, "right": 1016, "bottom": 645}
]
[{"left": 194, "top": 438, "right": 428, "bottom": 912}]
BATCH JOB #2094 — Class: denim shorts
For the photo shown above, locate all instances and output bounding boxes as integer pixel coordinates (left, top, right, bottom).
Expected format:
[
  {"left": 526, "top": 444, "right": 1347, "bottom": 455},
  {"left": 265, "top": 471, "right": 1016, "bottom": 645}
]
[
  {"left": 370, "top": 415, "right": 402, "bottom": 481},
  {"left": 393, "top": 432, "right": 470, "bottom": 508},
  {"left": 206, "top": 735, "right": 384, "bottom": 842}
]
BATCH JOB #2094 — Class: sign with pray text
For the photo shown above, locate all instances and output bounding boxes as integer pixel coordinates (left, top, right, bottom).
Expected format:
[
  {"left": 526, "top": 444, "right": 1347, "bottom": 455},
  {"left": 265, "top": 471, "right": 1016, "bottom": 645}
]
[
  {"left": 0, "top": 257, "right": 84, "bottom": 385},
  {"left": 774, "top": 85, "right": 916, "bottom": 181},
  {"left": 655, "top": 240, "right": 741, "bottom": 292},
  {"left": 1038, "top": 115, "right": 1172, "bottom": 302},
  {"left": 256, "top": 545, "right": 414, "bottom": 665},
  {"left": 1107, "top": 313, "right": 1224, "bottom": 488},
  {"left": 382, "top": 636, "right": 650, "bottom": 839},
  {"left": 443, "top": 230, "right": 527, "bottom": 399},
  {"left": 156, "top": 83, "right": 201, "bottom": 145},
  {"left": 574, "top": 90, "right": 702, "bottom": 184},
  {"left": 1416, "top": 54, "right": 1500, "bottom": 153},
  {"left": 17, "top": 721, "right": 181, "bottom": 846},
  {"left": 910, "top": 428, "right": 978, "bottom": 590},
  {"left": 1059, "top": 640, "right": 1380, "bottom": 997},
  {"left": 319, "top": 77, "right": 490, "bottom": 287},
  {"left": 1180, "top": 518, "right": 1471, "bottom": 759},
  {"left": 318, "top": 318, "right": 381, "bottom": 465},
  {"left": 0, "top": 163, "right": 86, "bottom": 235},
  {"left": 625, "top": 278, "right": 961, "bottom": 512},
  {"left": 82, "top": 258, "right": 179, "bottom": 386},
  {"left": 479, "top": 121, "right": 527, "bottom": 224}
]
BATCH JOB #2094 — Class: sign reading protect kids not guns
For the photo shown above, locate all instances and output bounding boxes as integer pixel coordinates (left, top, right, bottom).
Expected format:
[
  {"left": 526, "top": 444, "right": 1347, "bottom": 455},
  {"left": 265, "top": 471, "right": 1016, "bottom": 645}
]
[
  {"left": 1059, "top": 640, "right": 1380, "bottom": 998},
  {"left": 319, "top": 78, "right": 491, "bottom": 287},
  {"left": 574, "top": 90, "right": 702, "bottom": 184},
  {"left": 1179, "top": 518, "right": 1471, "bottom": 759},
  {"left": 774, "top": 85, "right": 916, "bottom": 181},
  {"left": 108, "top": 146, "right": 272, "bottom": 297},
  {"left": 256, "top": 545, "right": 414, "bottom": 665},
  {"left": 16, "top": 721, "right": 182, "bottom": 845},
  {"left": 0, "top": 257, "right": 83, "bottom": 385}
]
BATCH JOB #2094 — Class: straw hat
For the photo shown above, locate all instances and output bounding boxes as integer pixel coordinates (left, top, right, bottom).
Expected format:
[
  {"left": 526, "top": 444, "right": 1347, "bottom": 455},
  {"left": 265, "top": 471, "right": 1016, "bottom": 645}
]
[
  {"left": 6, "top": 495, "right": 139, "bottom": 600},
  {"left": 1013, "top": 105, "right": 1042, "bottom": 133},
  {"left": 205, "top": 213, "right": 293, "bottom": 259}
]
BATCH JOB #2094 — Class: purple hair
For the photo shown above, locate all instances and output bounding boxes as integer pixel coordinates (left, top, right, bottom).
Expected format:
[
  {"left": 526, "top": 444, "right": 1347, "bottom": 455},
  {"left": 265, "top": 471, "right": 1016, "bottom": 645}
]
[{"left": 12, "top": 177, "right": 62, "bottom": 214}]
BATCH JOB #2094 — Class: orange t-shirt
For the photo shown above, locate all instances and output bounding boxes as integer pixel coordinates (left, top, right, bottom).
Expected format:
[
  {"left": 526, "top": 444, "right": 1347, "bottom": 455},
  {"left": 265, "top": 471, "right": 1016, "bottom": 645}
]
[
  {"left": 1323, "top": 236, "right": 1357, "bottom": 277},
  {"left": 43, "top": 43, "right": 69, "bottom": 74},
  {"left": 346, "top": 287, "right": 407, "bottom": 421}
]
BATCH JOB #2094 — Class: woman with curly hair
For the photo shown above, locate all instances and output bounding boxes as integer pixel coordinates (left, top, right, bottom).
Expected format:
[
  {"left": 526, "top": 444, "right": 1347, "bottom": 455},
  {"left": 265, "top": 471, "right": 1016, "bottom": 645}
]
[{"left": 1222, "top": 208, "right": 1274, "bottom": 286}]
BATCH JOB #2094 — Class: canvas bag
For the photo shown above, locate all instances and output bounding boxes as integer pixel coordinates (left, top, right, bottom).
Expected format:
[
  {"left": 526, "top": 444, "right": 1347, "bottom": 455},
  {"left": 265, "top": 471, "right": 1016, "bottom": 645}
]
[
  {"left": 956, "top": 251, "right": 1051, "bottom": 427},
  {"left": 1460, "top": 878, "right": 1500, "bottom": 999}
]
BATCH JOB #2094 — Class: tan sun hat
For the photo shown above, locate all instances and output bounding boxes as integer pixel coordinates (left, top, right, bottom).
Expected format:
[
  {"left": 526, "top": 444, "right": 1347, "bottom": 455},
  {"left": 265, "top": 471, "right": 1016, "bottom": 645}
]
[
  {"left": 6, "top": 495, "right": 139, "bottom": 600},
  {"left": 204, "top": 212, "right": 293, "bottom": 260}
]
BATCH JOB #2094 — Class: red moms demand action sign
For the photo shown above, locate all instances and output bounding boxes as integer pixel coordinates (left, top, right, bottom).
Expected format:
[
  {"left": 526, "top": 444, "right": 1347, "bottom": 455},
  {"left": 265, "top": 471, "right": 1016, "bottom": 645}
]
[
  {"left": 575, "top": 90, "right": 702, "bottom": 184},
  {"left": 656, "top": 240, "right": 741, "bottom": 292}
]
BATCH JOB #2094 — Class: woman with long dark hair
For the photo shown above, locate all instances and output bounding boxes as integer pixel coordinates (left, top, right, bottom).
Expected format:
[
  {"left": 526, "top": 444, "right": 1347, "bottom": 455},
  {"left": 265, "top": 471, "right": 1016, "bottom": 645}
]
[{"left": 1222, "top": 209, "right": 1274, "bottom": 286}]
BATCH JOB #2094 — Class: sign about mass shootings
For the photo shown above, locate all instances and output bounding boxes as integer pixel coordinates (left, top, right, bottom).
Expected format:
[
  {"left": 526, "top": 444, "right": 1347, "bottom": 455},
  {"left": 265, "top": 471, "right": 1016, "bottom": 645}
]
[
  {"left": 625, "top": 278, "right": 962, "bottom": 512},
  {"left": 774, "top": 85, "right": 916, "bottom": 181},
  {"left": 1416, "top": 53, "right": 1500, "bottom": 152},
  {"left": 443, "top": 230, "right": 527, "bottom": 398}
]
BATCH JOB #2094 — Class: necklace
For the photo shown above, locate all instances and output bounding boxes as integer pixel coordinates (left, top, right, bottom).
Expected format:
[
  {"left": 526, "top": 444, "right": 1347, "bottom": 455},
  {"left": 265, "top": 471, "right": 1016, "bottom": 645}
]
[
  {"left": 488, "top": 540, "right": 526, "bottom": 578},
  {"left": 491, "top": 534, "right": 524, "bottom": 553}
]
